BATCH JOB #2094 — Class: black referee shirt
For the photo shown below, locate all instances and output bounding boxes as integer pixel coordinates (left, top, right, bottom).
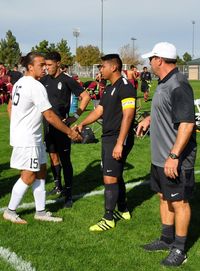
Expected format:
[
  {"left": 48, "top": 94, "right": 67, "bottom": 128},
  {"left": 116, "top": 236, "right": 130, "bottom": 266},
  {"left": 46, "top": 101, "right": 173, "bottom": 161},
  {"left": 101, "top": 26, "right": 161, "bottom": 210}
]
[
  {"left": 40, "top": 73, "right": 84, "bottom": 119},
  {"left": 100, "top": 76, "right": 136, "bottom": 137}
]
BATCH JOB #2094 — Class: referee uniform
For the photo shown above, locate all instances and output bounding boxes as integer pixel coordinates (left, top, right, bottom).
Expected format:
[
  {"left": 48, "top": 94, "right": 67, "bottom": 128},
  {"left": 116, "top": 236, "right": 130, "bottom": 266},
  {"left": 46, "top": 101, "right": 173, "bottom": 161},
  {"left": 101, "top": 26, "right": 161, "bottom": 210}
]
[
  {"left": 41, "top": 73, "right": 84, "bottom": 198},
  {"left": 100, "top": 76, "right": 136, "bottom": 215}
]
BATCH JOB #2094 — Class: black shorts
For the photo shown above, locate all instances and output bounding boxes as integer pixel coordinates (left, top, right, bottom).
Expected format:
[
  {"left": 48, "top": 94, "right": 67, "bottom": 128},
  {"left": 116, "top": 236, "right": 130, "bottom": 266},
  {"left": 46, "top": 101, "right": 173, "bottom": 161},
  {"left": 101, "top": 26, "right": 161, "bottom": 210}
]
[
  {"left": 150, "top": 164, "right": 195, "bottom": 201},
  {"left": 44, "top": 124, "right": 71, "bottom": 153},
  {"left": 141, "top": 82, "right": 149, "bottom": 92},
  {"left": 102, "top": 134, "right": 134, "bottom": 178}
]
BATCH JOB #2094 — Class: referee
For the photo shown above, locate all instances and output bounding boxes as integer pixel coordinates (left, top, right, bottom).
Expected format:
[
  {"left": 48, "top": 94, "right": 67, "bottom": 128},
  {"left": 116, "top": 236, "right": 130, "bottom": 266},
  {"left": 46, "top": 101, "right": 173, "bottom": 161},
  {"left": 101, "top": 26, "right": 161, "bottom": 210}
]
[
  {"left": 40, "top": 51, "right": 90, "bottom": 208},
  {"left": 77, "top": 54, "right": 136, "bottom": 231}
]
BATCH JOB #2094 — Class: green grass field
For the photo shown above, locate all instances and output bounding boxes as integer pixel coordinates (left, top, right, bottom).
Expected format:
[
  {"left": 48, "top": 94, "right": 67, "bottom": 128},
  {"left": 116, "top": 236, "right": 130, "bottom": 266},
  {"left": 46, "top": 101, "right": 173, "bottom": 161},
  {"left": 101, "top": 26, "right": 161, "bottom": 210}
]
[{"left": 0, "top": 81, "right": 200, "bottom": 271}]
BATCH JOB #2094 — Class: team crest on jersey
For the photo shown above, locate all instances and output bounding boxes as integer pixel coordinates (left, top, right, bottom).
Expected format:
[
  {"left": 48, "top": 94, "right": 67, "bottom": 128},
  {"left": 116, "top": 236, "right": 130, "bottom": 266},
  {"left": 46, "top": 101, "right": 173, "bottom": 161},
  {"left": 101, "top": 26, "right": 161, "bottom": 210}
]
[
  {"left": 111, "top": 88, "right": 116, "bottom": 96},
  {"left": 57, "top": 82, "right": 62, "bottom": 90}
]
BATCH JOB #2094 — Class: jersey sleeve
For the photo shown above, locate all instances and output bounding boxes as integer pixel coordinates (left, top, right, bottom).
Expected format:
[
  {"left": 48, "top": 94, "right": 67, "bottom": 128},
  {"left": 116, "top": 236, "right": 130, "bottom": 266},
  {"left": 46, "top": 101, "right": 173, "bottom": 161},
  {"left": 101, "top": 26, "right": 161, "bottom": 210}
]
[
  {"left": 171, "top": 83, "right": 195, "bottom": 124},
  {"left": 65, "top": 76, "right": 84, "bottom": 97},
  {"left": 119, "top": 81, "right": 136, "bottom": 110}
]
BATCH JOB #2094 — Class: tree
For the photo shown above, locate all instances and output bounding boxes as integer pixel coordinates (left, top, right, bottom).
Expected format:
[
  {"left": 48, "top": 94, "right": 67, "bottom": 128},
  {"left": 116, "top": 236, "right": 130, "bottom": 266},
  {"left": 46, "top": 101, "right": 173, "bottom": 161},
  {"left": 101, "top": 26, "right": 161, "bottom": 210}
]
[
  {"left": 177, "top": 52, "right": 192, "bottom": 65},
  {"left": 56, "top": 39, "right": 73, "bottom": 65},
  {"left": 0, "top": 30, "right": 21, "bottom": 67},
  {"left": 177, "top": 55, "right": 185, "bottom": 65},
  {"left": 183, "top": 52, "right": 192, "bottom": 63},
  {"left": 119, "top": 44, "right": 142, "bottom": 65},
  {"left": 76, "top": 45, "right": 101, "bottom": 66},
  {"left": 31, "top": 40, "right": 56, "bottom": 54}
]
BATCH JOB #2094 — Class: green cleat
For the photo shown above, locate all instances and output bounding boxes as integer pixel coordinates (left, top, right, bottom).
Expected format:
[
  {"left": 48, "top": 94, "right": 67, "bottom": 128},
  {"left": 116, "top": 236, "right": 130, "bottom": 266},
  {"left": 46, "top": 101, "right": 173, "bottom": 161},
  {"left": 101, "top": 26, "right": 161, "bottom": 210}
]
[
  {"left": 89, "top": 218, "right": 115, "bottom": 232},
  {"left": 113, "top": 210, "right": 131, "bottom": 221}
]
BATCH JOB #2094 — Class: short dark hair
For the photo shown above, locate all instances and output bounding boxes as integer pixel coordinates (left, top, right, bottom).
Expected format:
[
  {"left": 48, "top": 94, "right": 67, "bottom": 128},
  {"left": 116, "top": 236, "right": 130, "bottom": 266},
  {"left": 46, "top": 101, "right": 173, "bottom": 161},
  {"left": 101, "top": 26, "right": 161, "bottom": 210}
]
[
  {"left": 130, "top": 65, "right": 135, "bottom": 69},
  {"left": 60, "top": 64, "right": 69, "bottom": 69},
  {"left": 162, "top": 57, "right": 177, "bottom": 64},
  {"left": 101, "top": 54, "right": 122, "bottom": 72},
  {"left": 45, "top": 51, "right": 61, "bottom": 62},
  {"left": 21, "top": 52, "right": 44, "bottom": 70}
]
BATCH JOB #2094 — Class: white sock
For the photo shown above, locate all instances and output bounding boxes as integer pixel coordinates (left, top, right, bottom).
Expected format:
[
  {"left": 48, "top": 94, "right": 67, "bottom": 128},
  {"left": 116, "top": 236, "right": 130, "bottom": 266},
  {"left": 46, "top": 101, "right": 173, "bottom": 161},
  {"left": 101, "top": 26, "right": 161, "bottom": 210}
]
[
  {"left": 8, "top": 178, "right": 29, "bottom": 211},
  {"left": 32, "top": 179, "right": 46, "bottom": 212}
]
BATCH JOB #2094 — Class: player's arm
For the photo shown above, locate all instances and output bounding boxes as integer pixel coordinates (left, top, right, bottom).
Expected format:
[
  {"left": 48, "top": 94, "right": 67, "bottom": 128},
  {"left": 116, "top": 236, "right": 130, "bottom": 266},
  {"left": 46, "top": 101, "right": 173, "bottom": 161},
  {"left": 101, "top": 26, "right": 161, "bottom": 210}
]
[
  {"left": 112, "top": 97, "right": 135, "bottom": 160},
  {"left": 76, "top": 104, "right": 103, "bottom": 133},
  {"left": 76, "top": 90, "right": 90, "bottom": 117},
  {"left": 43, "top": 109, "right": 81, "bottom": 141}
]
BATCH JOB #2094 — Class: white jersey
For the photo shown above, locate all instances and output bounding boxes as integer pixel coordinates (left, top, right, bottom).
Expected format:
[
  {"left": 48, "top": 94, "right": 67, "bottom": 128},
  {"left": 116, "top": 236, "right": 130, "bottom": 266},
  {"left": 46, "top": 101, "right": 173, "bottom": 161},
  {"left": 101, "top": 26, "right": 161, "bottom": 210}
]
[{"left": 10, "top": 76, "right": 52, "bottom": 147}]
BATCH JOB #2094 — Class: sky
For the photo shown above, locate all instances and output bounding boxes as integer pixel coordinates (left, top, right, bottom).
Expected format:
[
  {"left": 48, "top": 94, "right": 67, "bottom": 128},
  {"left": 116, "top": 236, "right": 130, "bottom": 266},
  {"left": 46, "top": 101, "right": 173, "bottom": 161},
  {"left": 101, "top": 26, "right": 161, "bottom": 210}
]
[{"left": 0, "top": 0, "right": 200, "bottom": 60}]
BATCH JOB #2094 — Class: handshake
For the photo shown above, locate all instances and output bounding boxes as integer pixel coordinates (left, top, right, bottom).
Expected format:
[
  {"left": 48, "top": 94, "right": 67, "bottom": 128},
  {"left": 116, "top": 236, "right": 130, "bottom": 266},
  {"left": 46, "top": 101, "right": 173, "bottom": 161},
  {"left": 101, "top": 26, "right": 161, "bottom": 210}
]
[{"left": 67, "top": 124, "right": 84, "bottom": 143}]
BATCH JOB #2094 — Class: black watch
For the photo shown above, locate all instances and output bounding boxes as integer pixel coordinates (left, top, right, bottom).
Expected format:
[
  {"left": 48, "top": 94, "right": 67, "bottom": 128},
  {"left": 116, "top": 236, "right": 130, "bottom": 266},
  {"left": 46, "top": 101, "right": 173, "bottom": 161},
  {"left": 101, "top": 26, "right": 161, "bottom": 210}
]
[{"left": 169, "top": 153, "right": 179, "bottom": 159}]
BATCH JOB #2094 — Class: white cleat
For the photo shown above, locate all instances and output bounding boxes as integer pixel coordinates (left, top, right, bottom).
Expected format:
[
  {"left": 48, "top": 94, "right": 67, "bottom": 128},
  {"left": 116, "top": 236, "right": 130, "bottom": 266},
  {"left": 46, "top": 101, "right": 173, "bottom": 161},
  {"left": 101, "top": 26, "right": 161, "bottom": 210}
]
[
  {"left": 34, "top": 211, "right": 63, "bottom": 222},
  {"left": 3, "top": 210, "right": 27, "bottom": 224}
]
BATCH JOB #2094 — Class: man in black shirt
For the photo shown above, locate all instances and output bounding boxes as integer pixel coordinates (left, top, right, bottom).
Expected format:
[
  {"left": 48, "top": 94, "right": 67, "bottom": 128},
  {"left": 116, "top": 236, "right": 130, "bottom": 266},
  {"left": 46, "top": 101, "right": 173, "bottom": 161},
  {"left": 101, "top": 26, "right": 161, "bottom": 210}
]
[
  {"left": 140, "top": 66, "right": 151, "bottom": 101},
  {"left": 7, "top": 64, "right": 23, "bottom": 85},
  {"left": 41, "top": 51, "right": 90, "bottom": 208},
  {"left": 77, "top": 54, "right": 136, "bottom": 231}
]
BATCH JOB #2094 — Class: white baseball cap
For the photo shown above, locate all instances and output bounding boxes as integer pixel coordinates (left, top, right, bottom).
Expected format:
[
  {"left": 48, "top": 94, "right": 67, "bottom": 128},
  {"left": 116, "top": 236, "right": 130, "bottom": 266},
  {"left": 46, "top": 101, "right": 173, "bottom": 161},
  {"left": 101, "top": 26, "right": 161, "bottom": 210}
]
[{"left": 142, "top": 42, "right": 177, "bottom": 59}]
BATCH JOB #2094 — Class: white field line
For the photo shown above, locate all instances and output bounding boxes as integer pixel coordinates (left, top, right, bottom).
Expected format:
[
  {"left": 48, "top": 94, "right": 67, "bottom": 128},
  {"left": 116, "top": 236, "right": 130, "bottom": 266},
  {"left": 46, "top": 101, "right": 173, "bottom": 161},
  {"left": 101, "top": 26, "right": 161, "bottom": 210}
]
[
  {"left": 0, "top": 169, "right": 199, "bottom": 214},
  {"left": 0, "top": 247, "right": 36, "bottom": 271},
  {"left": 0, "top": 180, "right": 146, "bottom": 213}
]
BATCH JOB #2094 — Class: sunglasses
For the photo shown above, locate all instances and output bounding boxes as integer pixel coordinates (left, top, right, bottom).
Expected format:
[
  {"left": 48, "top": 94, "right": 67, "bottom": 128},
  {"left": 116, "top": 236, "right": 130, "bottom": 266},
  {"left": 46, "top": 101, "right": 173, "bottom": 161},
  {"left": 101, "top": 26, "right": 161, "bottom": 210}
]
[{"left": 149, "top": 56, "right": 156, "bottom": 62}]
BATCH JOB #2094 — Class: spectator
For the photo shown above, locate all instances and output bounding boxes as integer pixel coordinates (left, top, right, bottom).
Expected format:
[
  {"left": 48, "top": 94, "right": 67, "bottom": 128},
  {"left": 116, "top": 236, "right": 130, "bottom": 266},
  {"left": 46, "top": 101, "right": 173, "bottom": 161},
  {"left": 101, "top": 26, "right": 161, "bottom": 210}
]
[
  {"left": 140, "top": 66, "right": 151, "bottom": 101},
  {"left": 127, "top": 65, "right": 137, "bottom": 88},
  {"left": 7, "top": 64, "right": 23, "bottom": 86}
]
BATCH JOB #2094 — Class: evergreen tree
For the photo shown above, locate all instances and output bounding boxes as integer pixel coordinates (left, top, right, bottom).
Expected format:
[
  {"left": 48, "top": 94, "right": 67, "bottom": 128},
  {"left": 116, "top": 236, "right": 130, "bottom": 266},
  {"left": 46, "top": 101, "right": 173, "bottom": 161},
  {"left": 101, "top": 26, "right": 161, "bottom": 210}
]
[
  {"left": 31, "top": 40, "right": 56, "bottom": 54},
  {"left": 0, "top": 30, "right": 21, "bottom": 67},
  {"left": 56, "top": 39, "right": 73, "bottom": 65},
  {"left": 183, "top": 52, "right": 192, "bottom": 63}
]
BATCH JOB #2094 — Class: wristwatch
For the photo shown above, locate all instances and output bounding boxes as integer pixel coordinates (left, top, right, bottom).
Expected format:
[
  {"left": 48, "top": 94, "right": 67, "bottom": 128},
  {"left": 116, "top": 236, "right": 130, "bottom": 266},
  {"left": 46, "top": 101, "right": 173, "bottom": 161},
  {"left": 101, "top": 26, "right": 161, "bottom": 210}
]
[
  {"left": 169, "top": 153, "right": 179, "bottom": 159},
  {"left": 73, "top": 112, "right": 80, "bottom": 119}
]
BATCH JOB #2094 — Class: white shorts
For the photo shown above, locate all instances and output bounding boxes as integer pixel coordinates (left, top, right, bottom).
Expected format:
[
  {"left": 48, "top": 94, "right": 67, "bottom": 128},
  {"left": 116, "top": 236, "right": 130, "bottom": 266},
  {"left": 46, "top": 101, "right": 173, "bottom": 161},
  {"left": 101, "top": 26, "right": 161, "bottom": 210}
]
[{"left": 10, "top": 144, "right": 47, "bottom": 172}]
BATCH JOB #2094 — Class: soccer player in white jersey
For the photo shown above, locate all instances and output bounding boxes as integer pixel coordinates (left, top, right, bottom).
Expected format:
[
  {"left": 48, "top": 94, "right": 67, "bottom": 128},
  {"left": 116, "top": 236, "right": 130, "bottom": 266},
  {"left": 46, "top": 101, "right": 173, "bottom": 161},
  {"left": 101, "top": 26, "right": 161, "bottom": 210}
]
[{"left": 3, "top": 52, "right": 81, "bottom": 224}]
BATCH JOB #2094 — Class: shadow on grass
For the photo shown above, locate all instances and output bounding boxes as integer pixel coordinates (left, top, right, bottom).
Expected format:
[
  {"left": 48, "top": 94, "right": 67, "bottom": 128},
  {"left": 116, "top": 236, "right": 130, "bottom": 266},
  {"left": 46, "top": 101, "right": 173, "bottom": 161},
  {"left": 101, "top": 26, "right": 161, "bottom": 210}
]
[
  {"left": 186, "top": 181, "right": 200, "bottom": 252},
  {"left": 126, "top": 173, "right": 154, "bottom": 213},
  {"left": 0, "top": 162, "right": 18, "bottom": 198},
  {"left": 0, "top": 159, "right": 154, "bottom": 219}
]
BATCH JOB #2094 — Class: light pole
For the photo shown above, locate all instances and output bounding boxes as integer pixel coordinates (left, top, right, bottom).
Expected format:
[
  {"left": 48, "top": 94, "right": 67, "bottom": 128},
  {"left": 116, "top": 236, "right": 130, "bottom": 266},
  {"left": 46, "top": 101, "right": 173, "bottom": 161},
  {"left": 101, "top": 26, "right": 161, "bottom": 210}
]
[
  {"left": 101, "top": 0, "right": 104, "bottom": 54},
  {"left": 192, "top": 20, "right": 195, "bottom": 59},
  {"left": 131, "top": 37, "right": 137, "bottom": 60},
  {"left": 73, "top": 28, "right": 80, "bottom": 55}
]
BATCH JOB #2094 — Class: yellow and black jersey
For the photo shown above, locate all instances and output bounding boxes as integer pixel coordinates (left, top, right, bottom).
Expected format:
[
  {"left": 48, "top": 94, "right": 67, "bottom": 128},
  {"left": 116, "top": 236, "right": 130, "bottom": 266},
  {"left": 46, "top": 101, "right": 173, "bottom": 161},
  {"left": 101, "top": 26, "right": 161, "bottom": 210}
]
[{"left": 100, "top": 76, "right": 136, "bottom": 137}]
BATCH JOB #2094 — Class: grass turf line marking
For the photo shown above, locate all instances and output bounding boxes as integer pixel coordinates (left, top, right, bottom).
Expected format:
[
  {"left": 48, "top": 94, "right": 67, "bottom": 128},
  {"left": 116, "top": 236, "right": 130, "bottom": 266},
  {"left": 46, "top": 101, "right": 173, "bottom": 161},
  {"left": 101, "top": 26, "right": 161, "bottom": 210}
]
[
  {"left": 0, "top": 180, "right": 145, "bottom": 213},
  {"left": 0, "top": 246, "right": 36, "bottom": 271},
  {"left": 0, "top": 169, "right": 199, "bottom": 213}
]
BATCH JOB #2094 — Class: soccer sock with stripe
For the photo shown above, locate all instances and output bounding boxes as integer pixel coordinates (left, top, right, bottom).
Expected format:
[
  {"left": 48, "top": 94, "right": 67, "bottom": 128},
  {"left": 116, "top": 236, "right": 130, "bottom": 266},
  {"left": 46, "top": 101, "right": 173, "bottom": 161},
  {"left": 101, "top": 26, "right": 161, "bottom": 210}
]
[
  {"left": 104, "top": 183, "right": 119, "bottom": 220},
  {"left": 173, "top": 235, "right": 187, "bottom": 251},
  {"left": 32, "top": 179, "right": 46, "bottom": 212},
  {"left": 8, "top": 178, "right": 29, "bottom": 211}
]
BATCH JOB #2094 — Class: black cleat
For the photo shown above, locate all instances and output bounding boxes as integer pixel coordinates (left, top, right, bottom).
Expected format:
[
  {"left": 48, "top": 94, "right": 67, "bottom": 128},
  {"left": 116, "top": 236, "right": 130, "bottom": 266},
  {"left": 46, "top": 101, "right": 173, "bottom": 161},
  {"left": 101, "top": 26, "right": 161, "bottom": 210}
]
[
  {"left": 47, "top": 187, "right": 62, "bottom": 196},
  {"left": 142, "top": 239, "right": 171, "bottom": 251},
  {"left": 161, "top": 247, "right": 187, "bottom": 266},
  {"left": 63, "top": 198, "right": 73, "bottom": 208}
]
